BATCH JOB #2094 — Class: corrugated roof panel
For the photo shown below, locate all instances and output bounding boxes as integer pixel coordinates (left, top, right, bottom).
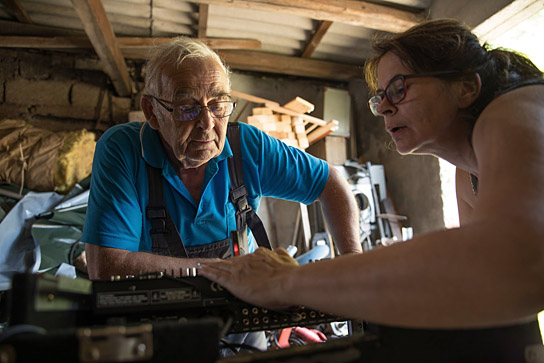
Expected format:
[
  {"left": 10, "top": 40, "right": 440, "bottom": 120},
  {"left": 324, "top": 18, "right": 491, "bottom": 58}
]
[
  {"left": 154, "top": 0, "right": 195, "bottom": 13},
  {"left": 152, "top": 7, "right": 195, "bottom": 26},
  {"left": 152, "top": 20, "right": 194, "bottom": 37},
  {"left": 209, "top": 4, "right": 314, "bottom": 29},
  {"left": 102, "top": 0, "right": 150, "bottom": 18}
]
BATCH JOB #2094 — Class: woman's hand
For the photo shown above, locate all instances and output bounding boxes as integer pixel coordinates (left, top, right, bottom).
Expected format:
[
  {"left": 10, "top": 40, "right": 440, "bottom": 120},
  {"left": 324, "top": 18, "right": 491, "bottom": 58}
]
[{"left": 199, "top": 247, "right": 299, "bottom": 309}]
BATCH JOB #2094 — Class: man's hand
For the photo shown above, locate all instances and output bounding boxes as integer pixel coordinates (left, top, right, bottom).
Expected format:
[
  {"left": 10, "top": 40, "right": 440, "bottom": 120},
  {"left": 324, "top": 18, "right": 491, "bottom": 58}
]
[{"left": 199, "top": 247, "right": 299, "bottom": 309}]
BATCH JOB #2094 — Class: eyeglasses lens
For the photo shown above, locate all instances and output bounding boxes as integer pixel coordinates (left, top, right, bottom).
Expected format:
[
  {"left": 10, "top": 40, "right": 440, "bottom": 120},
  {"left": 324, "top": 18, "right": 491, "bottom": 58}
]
[
  {"left": 387, "top": 77, "right": 406, "bottom": 104},
  {"left": 368, "top": 95, "right": 382, "bottom": 116},
  {"left": 174, "top": 101, "right": 234, "bottom": 122}
]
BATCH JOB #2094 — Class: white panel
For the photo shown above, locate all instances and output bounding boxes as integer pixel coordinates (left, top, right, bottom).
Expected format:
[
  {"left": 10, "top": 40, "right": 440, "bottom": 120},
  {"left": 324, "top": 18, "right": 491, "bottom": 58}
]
[
  {"left": 153, "top": 0, "right": 195, "bottom": 12},
  {"left": 208, "top": 4, "right": 314, "bottom": 30},
  {"left": 108, "top": 14, "right": 151, "bottom": 28},
  {"left": 153, "top": 7, "right": 194, "bottom": 25},
  {"left": 207, "top": 27, "right": 304, "bottom": 49},
  {"left": 328, "top": 22, "right": 375, "bottom": 38},
  {"left": 102, "top": 0, "right": 150, "bottom": 17},
  {"left": 152, "top": 20, "right": 194, "bottom": 36},
  {"left": 209, "top": 15, "right": 308, "bottom": 41},
  {"left": 111, "top": 24, "right": 150, "bottom": 36},
  {"left": 320, "top": 34, "right": 372, "bottom": 50},
  {"left": 28, "top": 13, "right": 84, "bottom": 30},
  {"left": 21, "top": 1, "right": 77, "bottom": 17}
]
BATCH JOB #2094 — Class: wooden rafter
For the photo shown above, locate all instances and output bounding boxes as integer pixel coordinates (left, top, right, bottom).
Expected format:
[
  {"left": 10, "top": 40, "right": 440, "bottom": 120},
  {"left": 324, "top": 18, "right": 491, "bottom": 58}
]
[
  {"left": 301, "top": 20, "right": 332, "bottom": 58},
  {"left": 71, "top": 0, "right": 131, "bottom": 97},
  {"left": 188, "top": 0, "right": 425, "bottom": 33},
  {"left": 198, "top": 3, "right": 209, "bottom": 38},
  {"left": 2, "top": 0, "right": 32, "bottom": 23}
]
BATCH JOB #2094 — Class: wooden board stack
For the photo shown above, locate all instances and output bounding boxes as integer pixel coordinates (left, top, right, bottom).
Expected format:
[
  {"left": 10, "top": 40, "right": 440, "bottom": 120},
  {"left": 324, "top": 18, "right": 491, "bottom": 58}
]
[
  {"left": 231, "top": 90, "right": 339, "bottom": 150},
  {"left": 246, "top": 97, "right": 314, "bottom": 149}
]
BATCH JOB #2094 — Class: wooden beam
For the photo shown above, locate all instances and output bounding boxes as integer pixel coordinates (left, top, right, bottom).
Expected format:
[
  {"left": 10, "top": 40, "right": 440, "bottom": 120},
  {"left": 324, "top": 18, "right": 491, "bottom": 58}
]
[
  {"left": 71, "top": 0, "right": 132, "bottom": 97},
  {"left": 2, "top": 0, "right": 32, "bottom": 23},
  {"left": 301, "top": 20, "right": 332, "bottom": 58},
  {"left": 218, "top": 49, "right": 362, "bottom": 81},
  {"left": 0, "top": 35, "right": 261, "bottom": 51},
  {"left": 118, "top": 37, "right": 261, "bottom": 50},
  {"left": 0, "top": 36, "right": 93, "bottom": 48},
  {"left": 198, "top": 3, "right": 209, "bottom": 38},
  {"left": 189, "top": 0, "right": 425, "bottom": 33}
]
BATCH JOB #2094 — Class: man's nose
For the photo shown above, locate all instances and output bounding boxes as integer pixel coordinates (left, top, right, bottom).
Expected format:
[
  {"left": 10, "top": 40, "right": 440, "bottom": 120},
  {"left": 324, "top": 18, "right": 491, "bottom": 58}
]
[{"left": 197, "top": 106, "right": 215, "bottom": 130}]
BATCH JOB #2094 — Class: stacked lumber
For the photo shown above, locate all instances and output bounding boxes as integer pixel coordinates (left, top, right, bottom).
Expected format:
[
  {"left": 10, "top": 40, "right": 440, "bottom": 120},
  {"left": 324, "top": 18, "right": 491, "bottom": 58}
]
[
  {"left": 246, "top": 104, "right": 309, "bottom": 149},
  {"left": 232, "top": 90, "right": 338, "bottom": 150}
]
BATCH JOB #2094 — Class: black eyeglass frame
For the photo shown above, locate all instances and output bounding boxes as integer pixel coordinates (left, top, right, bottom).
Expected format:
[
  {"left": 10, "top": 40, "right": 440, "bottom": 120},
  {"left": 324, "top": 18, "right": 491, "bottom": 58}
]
[
  {"left": 149, "top": 95, "right": 237, "bottom": 122},
  {"left": 368, "top": 71, "right": 462, "bottom": 116}
]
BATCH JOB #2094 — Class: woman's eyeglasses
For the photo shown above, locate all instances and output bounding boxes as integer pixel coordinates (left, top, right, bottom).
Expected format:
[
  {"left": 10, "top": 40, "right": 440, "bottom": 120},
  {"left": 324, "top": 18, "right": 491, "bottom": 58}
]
[
  {"left": 150, "top": 95, "right": 236, "bottom": 122},
  {"left": 368, "top": 71, "right": 461, "bottom": 116}
]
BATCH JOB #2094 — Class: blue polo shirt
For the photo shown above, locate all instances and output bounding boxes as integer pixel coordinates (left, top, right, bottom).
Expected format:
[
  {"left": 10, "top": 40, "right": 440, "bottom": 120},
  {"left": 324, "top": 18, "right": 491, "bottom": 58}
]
[{"left": 82, "top": 122, "right": 328, "bottom": 253}]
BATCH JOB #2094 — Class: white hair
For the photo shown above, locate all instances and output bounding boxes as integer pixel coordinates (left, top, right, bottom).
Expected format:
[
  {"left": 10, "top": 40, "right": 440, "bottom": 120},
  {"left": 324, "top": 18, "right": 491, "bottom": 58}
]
[{"left": 144, "top": 36, "right": 230, "bottom": 96}]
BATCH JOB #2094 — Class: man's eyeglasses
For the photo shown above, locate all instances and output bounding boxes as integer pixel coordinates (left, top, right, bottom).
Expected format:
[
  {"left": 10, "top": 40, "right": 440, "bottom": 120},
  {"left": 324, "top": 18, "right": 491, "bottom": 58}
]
[
  {"left": 368, "top": 71, "right": 461, "bottom": 116},
  {"left": 149, "top": 95, "right": 236, "bottom": 122}
]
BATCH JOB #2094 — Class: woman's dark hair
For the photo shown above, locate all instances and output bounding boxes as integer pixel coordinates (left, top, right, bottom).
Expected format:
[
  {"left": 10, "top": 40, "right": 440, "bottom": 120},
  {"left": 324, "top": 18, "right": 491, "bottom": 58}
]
[{"left": 364, "top": 19, "right": 543, "bottom": 122}]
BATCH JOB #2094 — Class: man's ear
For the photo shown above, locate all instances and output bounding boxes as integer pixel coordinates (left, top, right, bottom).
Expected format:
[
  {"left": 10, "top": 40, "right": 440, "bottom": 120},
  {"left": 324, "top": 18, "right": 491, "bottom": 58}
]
[
  {"left": 458, "top": 73, "right": 482, "bottom": 108},
  {"left": 141, "top": 95, "right": 159, "bottom": 130}
]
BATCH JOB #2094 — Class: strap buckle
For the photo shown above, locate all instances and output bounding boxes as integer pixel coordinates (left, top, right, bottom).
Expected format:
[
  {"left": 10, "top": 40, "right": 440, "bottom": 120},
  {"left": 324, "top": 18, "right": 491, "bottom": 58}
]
[{"left": 147, "top": 207, "right": 169, "bottom": 234}]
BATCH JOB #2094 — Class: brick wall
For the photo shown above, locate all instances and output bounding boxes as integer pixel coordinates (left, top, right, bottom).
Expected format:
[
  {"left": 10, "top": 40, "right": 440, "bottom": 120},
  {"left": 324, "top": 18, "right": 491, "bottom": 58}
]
[{"left": 0, "top": 48, "right": 143, "bottom": 134}]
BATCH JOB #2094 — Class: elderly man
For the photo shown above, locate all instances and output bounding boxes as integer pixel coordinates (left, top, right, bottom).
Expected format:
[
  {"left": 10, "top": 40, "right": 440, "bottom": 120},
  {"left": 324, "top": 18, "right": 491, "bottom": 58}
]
[{"left": 81, "top": 36, "right": 361, "bottom": 351}]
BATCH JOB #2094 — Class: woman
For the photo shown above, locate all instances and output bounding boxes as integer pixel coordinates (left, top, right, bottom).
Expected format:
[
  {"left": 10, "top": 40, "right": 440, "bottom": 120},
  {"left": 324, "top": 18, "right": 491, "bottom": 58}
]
[{"left": 200, "top": 19, "right": 544, "bottom": 359}]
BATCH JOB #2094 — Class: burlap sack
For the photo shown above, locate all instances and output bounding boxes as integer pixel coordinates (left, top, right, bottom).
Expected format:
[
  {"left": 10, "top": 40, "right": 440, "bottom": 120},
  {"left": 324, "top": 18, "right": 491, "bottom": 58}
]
[{"left": 0, "top": 119, "right": 95, "bottom": 193}]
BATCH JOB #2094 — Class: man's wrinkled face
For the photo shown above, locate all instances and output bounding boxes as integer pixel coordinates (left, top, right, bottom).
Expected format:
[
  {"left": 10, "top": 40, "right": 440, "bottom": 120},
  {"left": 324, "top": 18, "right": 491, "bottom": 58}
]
[{"left": 149, "top": 57, "right": 231, "bottom": 169}]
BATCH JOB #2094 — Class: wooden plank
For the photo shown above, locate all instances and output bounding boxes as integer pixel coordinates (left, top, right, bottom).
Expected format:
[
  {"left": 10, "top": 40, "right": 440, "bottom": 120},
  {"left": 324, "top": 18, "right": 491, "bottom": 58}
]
[
  {"left": 70, "top": 0, "right": 131, "bottom": 97},
  {"left": 218, "top": 50, "right": 363, "bottom": 81},
  {"left": 301, "top": 20, "right": 332, "bottom": 58},
  {"left": 198, "top": 3, "right": 209, "bottom": 38},
  {"left": 0, "top": 36, "right": 92, "bottom": 48},
  {"left": 0, "top": 36, "right": 261, "bottom": 50},
  {"left": 3, "top": 0, "right": 32, "bottom": 23},
  {"left": 307, "top": 120, "right": 339, "bottom": 144},
  {"left": 189, "top": 0, "right": 425, "bottom": 33},
  {"left": 282, "top": 96, "right": 315, "bottom": 114}
]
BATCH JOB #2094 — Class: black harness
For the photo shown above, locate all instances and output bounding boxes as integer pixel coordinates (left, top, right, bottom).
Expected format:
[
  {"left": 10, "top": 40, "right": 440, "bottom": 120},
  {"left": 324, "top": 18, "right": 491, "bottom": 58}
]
[{"left": 145, "top": 122, "right": 271, "bottom": 258}]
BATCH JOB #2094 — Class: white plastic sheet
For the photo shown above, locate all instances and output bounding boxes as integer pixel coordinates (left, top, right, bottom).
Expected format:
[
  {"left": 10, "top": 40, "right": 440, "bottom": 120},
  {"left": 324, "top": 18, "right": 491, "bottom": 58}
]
[{"left": 0, "top": 192, "right": 63, "bottom": 290}]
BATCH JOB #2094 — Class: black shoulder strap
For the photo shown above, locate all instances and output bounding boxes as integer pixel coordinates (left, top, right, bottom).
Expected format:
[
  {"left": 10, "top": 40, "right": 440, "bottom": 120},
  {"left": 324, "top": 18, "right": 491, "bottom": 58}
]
[
  {"left": 226, "top": 122, "right": 272, "bottom": 250},
  {"left": 145, "top": 164, "right": 188, "bottom": 257}
]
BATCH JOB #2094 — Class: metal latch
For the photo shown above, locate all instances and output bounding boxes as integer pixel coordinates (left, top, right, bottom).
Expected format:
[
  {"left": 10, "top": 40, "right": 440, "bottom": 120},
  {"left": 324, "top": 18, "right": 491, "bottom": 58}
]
[{"left": 78, "top": 324, "right": 153, "bottom": 362}]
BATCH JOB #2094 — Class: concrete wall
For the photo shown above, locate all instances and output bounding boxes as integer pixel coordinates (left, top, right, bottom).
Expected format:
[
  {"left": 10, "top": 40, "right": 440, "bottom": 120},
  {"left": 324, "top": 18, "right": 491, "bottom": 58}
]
[{"left": 0, "top": 48, "right": 138, "bottom": 133}]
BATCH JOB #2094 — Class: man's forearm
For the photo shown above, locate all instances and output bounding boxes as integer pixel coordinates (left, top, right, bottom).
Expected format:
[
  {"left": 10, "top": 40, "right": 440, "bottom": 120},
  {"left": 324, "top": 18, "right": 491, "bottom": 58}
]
[
  {"left": 318, "top": 166, "right": 362, "bottom": 255},
  {"left": 85, "top": 243, "right": 218, "bottom": 280}
]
